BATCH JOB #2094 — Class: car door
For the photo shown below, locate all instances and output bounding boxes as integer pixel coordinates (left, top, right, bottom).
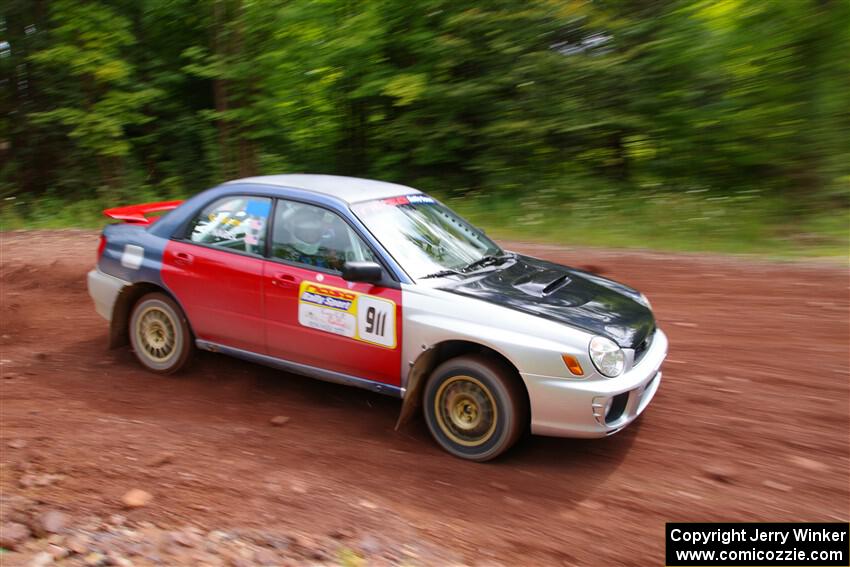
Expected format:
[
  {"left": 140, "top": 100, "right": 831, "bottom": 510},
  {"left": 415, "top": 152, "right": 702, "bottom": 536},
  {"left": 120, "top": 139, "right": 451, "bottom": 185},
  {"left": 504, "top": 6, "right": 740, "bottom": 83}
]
[
  {"left": 161, "top": 194, "right": 271, "bottom": 353},
  {"left": 262, "top": 198, "right": 402, "bottom": 386}
]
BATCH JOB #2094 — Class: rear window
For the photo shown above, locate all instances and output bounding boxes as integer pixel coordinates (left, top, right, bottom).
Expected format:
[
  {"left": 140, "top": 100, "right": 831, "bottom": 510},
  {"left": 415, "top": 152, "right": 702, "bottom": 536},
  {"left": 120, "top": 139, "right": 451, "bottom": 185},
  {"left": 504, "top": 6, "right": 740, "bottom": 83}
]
[{"left": 186, "top": 196, "right": 271, "bottom": 256}]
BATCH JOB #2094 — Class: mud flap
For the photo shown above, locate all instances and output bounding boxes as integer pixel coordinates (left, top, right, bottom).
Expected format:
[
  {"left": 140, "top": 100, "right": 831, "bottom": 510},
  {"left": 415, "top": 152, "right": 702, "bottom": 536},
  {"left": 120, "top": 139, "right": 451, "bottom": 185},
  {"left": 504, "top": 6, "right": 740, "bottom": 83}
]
[
  {"left": 108, "top": 287, "right": 134, "bottom": 349},
  {"left": 395, "top": 347, "right": 437, "bottom": 431}
]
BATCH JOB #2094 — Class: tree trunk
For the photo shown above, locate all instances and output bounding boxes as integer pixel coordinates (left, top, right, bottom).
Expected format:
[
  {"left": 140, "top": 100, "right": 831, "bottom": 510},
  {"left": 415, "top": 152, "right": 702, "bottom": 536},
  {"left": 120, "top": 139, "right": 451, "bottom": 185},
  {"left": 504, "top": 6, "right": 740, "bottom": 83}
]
[{"left": 213, "top": 0, "right": 234, "bottom": 179}]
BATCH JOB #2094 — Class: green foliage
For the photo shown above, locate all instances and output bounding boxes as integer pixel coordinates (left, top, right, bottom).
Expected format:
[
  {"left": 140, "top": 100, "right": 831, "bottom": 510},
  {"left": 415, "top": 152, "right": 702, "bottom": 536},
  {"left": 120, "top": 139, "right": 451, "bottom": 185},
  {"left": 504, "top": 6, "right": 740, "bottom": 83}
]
[
  {"left": 24, "top": 1, "right": 160, "bottom": 187},
  {"left": 1, "top": 0, "right": 848, "bottom": 255}
]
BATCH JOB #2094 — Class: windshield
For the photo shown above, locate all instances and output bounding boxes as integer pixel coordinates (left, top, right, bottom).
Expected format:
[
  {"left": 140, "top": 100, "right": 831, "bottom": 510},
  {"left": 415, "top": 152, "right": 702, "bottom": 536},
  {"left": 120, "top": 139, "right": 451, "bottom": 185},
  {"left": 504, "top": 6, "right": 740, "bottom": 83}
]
[{"left": 352, "top": 195, "right": 502, "bottom": 279}]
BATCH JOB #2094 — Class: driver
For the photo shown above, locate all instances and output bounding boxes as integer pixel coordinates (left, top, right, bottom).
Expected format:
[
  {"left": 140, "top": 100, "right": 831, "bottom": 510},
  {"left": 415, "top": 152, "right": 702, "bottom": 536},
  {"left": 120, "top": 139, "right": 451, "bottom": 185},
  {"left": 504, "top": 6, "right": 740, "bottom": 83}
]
[{"left": 284, "top": 206, "right": 344, "bottom": 270}]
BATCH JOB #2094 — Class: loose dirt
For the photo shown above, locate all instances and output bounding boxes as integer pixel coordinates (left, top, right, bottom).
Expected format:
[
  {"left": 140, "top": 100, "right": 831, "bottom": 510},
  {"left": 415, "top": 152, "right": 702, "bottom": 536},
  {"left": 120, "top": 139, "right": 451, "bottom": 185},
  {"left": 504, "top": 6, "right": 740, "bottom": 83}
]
[{"left": 1, "top": 230, "right": 848, "bottom": 566}]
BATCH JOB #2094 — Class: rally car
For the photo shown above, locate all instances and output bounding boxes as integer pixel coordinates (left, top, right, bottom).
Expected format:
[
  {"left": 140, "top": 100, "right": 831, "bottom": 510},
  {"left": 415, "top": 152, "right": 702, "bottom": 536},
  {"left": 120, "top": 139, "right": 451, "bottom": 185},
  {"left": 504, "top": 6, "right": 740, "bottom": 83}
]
[{"left": 87, "top": 174, "right": 667, "bottom": 461}]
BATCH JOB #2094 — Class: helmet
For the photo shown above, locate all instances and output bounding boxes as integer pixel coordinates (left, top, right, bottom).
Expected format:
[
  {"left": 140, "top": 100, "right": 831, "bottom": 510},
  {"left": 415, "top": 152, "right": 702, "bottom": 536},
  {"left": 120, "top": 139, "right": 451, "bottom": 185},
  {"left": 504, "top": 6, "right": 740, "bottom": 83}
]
[{"left": 291, "top": 207, "right": 325, "bottom": 255}]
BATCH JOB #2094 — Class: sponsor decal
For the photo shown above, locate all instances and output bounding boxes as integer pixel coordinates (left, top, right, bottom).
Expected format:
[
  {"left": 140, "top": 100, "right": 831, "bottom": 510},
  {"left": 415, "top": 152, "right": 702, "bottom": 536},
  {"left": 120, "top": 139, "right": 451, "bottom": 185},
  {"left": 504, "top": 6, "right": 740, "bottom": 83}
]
[
  {"left": 245, "top": 199, "right": 270, "bottom": 218},
  {"left": 381, "top": 196, "right": 409, "bottom": 206},
  {"left": 380, "top": 194, "right": 436, "bottom": 207},
  {"left": 244, "top": 217, "right": 264, "bottom": 246},
  {"left": 406, "top": 194, "right": 435, "bottom": 204},
  {"left": 298, "top": 281, "right": 396, "bottom": 348},
  {"left": 200, "top": 198, "right": 269, "bottom": 243}
]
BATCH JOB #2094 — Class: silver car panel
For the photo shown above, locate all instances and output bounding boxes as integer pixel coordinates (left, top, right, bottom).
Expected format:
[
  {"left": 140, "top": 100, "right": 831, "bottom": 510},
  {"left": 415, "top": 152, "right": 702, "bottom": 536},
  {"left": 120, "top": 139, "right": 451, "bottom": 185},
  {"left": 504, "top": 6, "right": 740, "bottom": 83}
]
[
  {"left": 87, "top": 269, "right": 129, "bottom": 321},
  {"left": 400, "top": 281, "right": 667, "bottom": 438},
  {"left": 524, "top": 330, "right": 667, "bottom": 437},
  {"left": 400, "top": 282, "right": 595, "bottom": 384}
]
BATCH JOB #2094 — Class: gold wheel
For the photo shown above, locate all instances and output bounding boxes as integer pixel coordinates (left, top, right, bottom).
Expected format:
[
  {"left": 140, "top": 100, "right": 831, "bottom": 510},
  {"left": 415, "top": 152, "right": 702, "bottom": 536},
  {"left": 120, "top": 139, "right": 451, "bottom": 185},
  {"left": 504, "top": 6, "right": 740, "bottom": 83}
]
[
  {"left": 136, "top": 305, "right": 177, "bottom": 363},
  {"left": 434, "top": 375, "right": 498, "bottom": 447}
]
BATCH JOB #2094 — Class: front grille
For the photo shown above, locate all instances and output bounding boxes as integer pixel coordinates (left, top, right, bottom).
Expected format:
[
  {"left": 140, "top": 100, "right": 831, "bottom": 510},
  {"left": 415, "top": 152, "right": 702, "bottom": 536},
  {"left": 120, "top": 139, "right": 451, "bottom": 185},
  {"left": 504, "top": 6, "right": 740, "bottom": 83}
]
[{"left": 633, "top": 328, "right": 655, "bottom": 365}]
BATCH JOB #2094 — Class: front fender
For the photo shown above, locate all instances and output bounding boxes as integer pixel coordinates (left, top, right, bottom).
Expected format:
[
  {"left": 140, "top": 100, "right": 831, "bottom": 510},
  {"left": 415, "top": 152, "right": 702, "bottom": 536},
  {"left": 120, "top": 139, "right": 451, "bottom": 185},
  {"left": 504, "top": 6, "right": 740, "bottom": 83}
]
[{"left": 400, "top": 301, "right": 588, "bottom": 385}]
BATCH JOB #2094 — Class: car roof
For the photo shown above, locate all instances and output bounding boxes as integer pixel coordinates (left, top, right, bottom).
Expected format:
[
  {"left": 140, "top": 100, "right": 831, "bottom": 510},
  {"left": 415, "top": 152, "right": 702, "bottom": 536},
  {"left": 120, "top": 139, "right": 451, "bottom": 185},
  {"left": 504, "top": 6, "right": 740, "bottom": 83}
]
[{"left": 223, "top": 174, "right": 421, "bottom": 204}]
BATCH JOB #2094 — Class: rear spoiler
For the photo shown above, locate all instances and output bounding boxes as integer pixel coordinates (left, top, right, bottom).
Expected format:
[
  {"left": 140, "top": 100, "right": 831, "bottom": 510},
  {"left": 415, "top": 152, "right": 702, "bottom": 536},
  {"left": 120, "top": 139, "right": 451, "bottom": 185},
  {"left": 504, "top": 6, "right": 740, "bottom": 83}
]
[{"left": 102, "top": 200, "right": 183, "bottom": 225}]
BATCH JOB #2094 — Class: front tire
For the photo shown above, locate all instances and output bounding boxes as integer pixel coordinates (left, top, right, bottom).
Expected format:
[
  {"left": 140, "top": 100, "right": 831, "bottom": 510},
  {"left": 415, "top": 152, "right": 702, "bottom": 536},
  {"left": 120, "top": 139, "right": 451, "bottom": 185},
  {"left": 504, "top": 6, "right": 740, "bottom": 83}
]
[
  {"left": 423, "top": 354, "right": 528, "bottom": 462},
  {"left": 129, "top": 292, "right": 193, "bottom": 374}
]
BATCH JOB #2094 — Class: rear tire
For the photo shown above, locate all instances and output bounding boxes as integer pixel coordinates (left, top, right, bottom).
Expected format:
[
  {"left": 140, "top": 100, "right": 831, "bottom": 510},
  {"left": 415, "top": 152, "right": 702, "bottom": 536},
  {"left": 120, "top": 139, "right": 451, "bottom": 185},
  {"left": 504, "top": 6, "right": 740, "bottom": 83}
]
[
  {"left": 129, "top": 292, "right": 193, "bottom": 374},
  {"left": 423, "top": 354, "right": 528, "bottom": 462}
]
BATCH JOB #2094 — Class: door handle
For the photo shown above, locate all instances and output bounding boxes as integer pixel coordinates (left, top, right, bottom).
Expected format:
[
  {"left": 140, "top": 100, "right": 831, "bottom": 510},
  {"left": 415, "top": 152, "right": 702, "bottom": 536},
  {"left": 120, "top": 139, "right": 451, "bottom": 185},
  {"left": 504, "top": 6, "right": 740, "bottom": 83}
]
[
  {"left": 272, "top": 273, "right": 297, "bottom": 287},
  {"left": 174, "top": 252, "right": 193, "bottom": 266}
]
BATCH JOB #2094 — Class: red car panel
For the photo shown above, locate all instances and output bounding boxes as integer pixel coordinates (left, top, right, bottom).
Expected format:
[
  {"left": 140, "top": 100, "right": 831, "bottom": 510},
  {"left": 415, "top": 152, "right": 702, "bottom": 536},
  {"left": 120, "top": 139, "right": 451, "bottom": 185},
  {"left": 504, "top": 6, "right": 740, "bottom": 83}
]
[
  {"left": 162, "top": 241, "right": 266, "bottom": 353},
  {"left": 263, "top": 261, "right": 402, "bottom": 386}
]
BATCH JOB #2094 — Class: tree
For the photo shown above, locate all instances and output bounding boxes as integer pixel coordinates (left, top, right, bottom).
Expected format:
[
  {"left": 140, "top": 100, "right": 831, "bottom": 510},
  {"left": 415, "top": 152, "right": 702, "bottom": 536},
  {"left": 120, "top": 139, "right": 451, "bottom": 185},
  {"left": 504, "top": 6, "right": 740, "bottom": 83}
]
[
  {"left": 1, "top": 0, "right": 847, "bottom": 210},
  {"left": 27, "top": 0, "right": 159, "bottom": 192}
]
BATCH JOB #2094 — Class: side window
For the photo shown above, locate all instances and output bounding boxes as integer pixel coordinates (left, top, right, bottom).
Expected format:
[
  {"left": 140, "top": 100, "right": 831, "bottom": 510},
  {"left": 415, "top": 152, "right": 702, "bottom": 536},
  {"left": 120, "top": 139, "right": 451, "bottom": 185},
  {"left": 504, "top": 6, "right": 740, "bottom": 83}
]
[
  {"left": 186, "top": 196, "right": 271, "bottom": 256},
  {"left": 271, "top": 200, "right": 377, "bottom": 272}
]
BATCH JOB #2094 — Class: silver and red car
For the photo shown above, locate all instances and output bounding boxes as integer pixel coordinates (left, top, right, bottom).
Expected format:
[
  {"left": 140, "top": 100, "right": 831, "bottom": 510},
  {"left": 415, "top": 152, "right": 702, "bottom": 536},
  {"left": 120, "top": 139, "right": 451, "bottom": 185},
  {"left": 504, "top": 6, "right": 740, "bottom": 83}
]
[{"left": 88, "top": 174, "right": 667, "bottom": 461}]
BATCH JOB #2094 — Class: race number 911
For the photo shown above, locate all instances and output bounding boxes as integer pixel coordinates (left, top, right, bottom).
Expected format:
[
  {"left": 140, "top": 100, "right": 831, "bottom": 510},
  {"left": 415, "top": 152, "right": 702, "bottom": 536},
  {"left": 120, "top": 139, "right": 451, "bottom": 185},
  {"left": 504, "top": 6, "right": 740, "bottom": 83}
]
[{"left": 357, "top": 295, "right": 396, "bottom": 348}]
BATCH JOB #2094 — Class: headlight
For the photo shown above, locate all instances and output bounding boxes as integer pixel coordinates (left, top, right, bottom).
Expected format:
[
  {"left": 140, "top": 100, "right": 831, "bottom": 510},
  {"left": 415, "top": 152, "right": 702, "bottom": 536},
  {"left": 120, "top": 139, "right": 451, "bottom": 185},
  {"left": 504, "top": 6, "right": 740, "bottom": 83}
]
[{"left": 589, "top": 336, "right": 625, "bottom": 378}]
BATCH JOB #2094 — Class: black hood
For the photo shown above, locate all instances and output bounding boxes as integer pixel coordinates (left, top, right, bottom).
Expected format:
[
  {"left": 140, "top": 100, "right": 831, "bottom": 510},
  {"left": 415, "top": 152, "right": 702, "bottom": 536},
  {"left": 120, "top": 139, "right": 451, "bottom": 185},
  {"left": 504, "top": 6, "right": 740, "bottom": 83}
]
[{"left": 438, "top": 254, "right": 655, "bottom": 348}]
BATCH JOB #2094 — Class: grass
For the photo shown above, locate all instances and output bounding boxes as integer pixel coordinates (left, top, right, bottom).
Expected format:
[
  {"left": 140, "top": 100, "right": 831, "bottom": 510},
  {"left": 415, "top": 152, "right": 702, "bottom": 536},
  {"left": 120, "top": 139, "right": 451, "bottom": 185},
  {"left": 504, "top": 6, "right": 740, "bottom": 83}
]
[
  {"left": 1, "top": 196, "right": 108, "bottom": 230},
  {"left": 444, "top": 189, "right": 849, "bottom": 260},
  {"left": 1, "top": 189, "right": 847, "bottom": 260}
]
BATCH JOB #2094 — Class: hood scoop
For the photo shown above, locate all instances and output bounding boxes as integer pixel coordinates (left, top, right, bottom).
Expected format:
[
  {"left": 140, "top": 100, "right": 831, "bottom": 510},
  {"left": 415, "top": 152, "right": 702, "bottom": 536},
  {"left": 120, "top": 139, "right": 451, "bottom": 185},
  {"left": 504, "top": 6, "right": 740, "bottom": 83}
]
[
  {"left": 439, "top": 254, "right": 656, "bottom": 348},
  {"left": 513, "top": 269, "right": 572, "bottom": 299},
  {"left": 542, "top": 274, "right": 572, "bottom": 296}
]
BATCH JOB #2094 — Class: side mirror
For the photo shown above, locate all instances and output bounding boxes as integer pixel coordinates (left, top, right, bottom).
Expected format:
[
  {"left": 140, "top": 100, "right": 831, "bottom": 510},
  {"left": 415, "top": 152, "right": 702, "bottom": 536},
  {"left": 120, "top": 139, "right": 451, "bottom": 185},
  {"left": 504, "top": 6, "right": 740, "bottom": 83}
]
[{"left": 341, "top": 261, "right": 383, "bottom": 283}]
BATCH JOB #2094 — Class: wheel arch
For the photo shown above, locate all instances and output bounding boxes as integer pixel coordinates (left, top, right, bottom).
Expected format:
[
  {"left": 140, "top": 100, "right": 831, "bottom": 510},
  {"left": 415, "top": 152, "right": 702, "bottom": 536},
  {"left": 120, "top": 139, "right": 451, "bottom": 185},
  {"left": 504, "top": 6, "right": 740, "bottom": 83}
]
[
  {"left": 395, "top": 339, "right": 530, "bottom": 430},
  {"left": 109, "top": 281, "right": 193, "bottom": 349}
]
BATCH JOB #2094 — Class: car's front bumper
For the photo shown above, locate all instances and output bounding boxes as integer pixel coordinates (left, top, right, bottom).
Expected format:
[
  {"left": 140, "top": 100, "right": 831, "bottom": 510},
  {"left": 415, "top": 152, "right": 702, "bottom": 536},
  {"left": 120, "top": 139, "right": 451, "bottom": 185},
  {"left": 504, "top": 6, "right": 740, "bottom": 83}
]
[{"left": 523, "top": 329, "right": 668, "bottom": 438}]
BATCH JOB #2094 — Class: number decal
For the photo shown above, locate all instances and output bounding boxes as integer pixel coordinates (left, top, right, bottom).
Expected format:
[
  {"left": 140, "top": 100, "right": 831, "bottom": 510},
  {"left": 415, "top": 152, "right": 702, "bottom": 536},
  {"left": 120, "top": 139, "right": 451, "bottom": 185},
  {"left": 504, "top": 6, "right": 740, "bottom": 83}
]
[
  {"left": 365, "top": 307, "right": 376, "bottom": 334},
  {"left": 357, "top": 295, "right": 395, "bottom": 347},
  {"left": 298, "top": 281, "right": 396, "bottom": 349},
  {"left": 364, "top": 307, "right": 387, "bottom": 336}
]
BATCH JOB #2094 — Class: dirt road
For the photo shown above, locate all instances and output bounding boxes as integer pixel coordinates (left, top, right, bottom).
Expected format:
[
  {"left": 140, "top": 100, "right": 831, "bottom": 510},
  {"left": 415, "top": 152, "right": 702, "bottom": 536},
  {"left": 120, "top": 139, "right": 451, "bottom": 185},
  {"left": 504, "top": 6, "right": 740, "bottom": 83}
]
[{"left": 1, "top": 230, "right": 848, "bottom": 566}]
